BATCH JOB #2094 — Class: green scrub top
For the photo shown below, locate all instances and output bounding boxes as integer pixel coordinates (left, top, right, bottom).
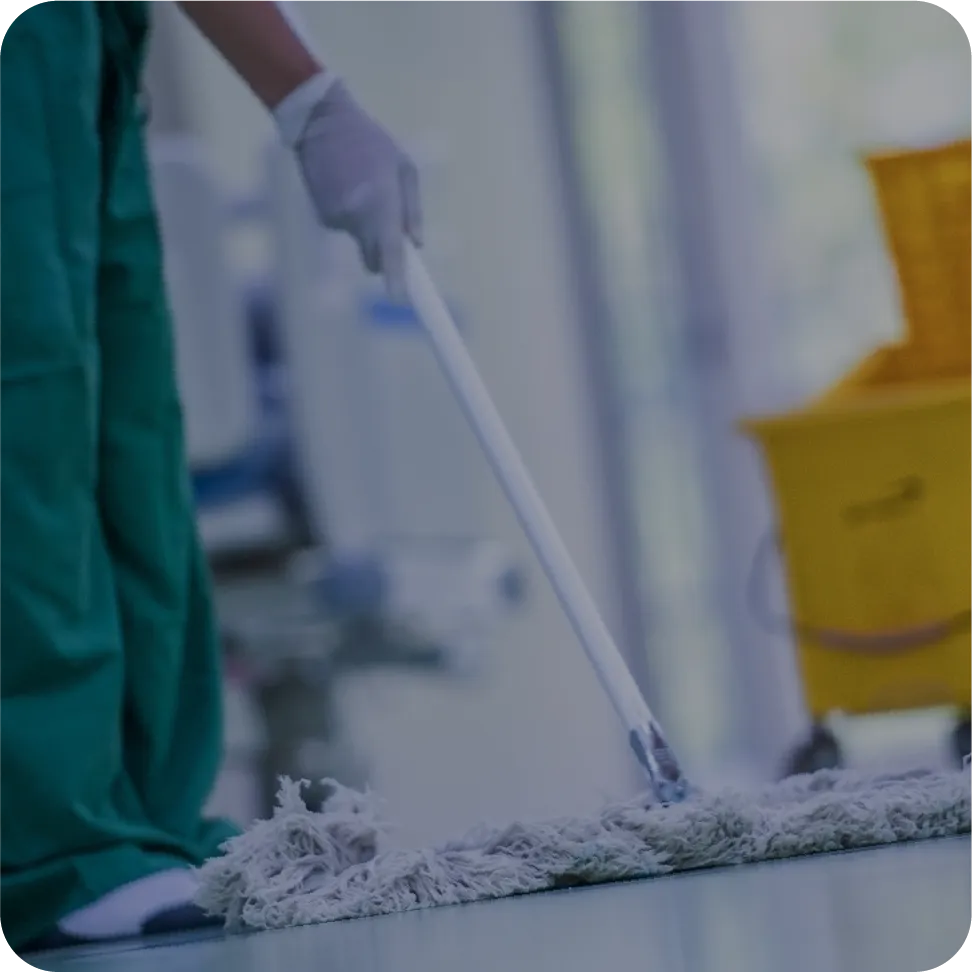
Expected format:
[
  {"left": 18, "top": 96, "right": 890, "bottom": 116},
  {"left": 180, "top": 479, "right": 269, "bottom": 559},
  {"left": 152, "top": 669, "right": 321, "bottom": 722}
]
[{"left": 1, "top": 1, "right": 236, "bottom": 950}]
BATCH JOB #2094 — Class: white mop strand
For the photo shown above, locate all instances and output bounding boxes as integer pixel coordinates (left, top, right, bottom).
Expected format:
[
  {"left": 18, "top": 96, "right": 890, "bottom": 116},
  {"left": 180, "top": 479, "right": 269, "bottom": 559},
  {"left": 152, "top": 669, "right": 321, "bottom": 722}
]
[{"left": 195, "top": 767, "right": 970, "bottom": 932}]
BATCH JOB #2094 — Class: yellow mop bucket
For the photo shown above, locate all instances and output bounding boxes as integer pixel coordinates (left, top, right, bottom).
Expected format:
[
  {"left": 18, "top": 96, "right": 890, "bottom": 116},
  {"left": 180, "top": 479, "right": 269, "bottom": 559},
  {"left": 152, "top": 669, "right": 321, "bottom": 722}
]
[
  {"left": 743, "top": 137, "right": 971, "bottom": 720},
  {"left": 743, "top": 368, "right": 971, "bottom": 719}
]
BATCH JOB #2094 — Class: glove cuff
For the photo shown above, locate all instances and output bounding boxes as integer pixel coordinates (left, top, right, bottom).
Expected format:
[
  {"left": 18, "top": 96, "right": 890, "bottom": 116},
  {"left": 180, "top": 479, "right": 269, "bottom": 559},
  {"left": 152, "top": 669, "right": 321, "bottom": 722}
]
[{"left": 272, "top": 70, "right": 340, "bottom": 148}]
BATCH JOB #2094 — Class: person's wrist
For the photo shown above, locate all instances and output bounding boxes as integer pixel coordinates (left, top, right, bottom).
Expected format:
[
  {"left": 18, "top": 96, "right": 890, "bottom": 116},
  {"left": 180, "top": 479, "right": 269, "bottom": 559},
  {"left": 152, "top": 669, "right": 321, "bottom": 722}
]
[{"left": 271, "top": 69, "right": 340, "bottom": 148}]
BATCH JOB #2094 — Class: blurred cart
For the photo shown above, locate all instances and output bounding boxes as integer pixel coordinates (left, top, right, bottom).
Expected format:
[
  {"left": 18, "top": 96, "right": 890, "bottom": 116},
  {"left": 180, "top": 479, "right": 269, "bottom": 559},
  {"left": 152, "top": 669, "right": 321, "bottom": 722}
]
[{"left": 743, "top": 139, "right": 972, "bottom": 774}]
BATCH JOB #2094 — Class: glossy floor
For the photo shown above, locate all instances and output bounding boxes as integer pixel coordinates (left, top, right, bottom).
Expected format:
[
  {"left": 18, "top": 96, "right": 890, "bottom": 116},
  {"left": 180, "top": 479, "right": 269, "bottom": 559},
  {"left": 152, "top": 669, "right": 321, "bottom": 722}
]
[{"left": 30, "top": 835, "right": 970, "bottom": 972}]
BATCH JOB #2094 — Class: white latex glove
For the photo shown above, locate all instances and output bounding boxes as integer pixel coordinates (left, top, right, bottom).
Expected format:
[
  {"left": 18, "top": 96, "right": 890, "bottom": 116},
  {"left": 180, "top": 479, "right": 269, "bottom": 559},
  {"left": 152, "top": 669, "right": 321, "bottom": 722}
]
[{"left": 273, "top": 71, "right": 422, "bottom": 300}]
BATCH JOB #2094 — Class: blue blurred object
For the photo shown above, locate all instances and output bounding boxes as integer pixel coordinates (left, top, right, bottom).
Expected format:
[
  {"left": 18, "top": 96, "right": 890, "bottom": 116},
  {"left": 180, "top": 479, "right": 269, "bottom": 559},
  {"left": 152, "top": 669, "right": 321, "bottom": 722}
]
[
  {"left": 498, "top": 564, "right": 527, "bottom": 606},
  {"left": 191, "top": 280, "right": 308, "bottom": 542},
  {"left": 312, "top": 554, "right": 390, "bottom": 615}
]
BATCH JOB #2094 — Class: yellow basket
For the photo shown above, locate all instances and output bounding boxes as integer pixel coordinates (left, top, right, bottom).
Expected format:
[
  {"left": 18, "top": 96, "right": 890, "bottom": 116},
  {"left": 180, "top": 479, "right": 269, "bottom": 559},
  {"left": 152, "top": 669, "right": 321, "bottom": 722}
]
[
  {"left": 742, "top": 354, "right": 971, "bottom": 719},
  {"left": 865, "top": 139, "right": 971, "bottom": 373}
]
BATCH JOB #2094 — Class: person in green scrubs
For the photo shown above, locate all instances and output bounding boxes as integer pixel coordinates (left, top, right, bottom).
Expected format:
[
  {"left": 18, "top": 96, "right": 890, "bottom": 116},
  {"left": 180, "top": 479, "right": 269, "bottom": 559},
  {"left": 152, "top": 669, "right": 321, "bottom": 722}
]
[{"left": 1, "top": 1, "right": 421, "bottom": 954}]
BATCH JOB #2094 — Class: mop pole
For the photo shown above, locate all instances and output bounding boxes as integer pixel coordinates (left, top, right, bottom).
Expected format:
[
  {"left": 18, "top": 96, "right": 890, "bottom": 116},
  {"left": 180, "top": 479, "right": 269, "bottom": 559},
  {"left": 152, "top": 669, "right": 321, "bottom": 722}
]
[{"left": 404, "top": 243, "right": 689, "bottom": 803}]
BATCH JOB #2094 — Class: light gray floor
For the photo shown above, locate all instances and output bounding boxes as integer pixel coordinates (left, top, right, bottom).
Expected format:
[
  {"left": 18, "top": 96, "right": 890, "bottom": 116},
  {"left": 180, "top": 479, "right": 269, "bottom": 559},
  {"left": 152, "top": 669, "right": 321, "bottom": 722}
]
[{"left": 30, "top": 835, "right": 970, "bottom": 972}]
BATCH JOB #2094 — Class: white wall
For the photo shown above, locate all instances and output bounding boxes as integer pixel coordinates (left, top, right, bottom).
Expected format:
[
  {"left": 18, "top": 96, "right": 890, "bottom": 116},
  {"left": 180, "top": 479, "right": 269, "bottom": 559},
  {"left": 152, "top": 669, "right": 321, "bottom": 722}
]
[{"left": 147, "top": 2, "right": 638, "bottom": 844}]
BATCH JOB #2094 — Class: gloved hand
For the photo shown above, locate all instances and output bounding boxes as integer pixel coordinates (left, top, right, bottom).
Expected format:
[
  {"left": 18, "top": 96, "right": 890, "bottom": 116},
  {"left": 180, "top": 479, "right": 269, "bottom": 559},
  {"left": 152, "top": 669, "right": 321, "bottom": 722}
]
[{"left": 273, "top": 71, "right": 422, "bottom": 300}]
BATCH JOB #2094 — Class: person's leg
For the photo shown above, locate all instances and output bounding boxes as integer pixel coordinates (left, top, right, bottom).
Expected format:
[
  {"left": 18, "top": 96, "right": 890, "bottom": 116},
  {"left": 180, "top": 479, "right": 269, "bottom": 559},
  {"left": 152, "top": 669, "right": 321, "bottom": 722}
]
[
  {"left": 1, "top": 2, "right": 196, "bottom": 951},
  {"left": 49, "top": 1, "right": 238, "bottom": 945},
  {"left": 93, "top": 0, "right": 236, "bottom": 863},
  {"left": 1, "top": 3, "right": 233, "bottom": 953}
]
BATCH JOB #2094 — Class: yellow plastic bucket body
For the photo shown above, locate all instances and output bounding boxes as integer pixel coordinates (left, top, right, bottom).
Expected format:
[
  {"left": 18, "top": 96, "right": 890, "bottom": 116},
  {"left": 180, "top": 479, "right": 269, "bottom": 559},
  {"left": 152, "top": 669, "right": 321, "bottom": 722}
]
[{"left": 744, "top": 379, "right": 971, "bottom": 718}]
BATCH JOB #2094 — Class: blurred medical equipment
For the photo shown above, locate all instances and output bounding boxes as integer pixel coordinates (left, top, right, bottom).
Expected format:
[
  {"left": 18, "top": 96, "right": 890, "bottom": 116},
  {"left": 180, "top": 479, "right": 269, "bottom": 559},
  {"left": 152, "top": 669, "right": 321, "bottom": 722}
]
[
  {"left": 151, "top": 138, "right": 298, "bottom": 556},
  {"left": 264, "top": 137, "right": 525, "bottom": 647},
  {"left": 152, "top": 130, "right": 525, "bottom": 631},
  {"left": 149, "top": 134, "right": 525, "bottom": 812}
]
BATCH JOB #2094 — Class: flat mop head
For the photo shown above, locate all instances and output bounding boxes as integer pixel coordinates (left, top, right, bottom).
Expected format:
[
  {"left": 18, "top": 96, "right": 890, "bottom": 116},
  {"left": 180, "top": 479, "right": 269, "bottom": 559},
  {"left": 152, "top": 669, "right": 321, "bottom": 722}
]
[{"left": 196, "top": 766, "right": 970, "bottom": 932}]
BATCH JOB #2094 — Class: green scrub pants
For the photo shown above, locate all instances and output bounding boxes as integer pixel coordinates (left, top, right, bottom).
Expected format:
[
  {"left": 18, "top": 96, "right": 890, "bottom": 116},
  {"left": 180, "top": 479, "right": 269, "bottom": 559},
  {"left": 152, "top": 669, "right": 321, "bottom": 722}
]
[{"left": 1, "top": 2, "right": 235, "bottom": 950}]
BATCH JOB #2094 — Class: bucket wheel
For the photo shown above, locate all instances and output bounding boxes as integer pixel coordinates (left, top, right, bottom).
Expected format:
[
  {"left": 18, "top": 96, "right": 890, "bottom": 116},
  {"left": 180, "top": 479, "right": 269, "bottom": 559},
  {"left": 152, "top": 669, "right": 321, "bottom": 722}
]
[
  {"left": 951, "top": 711, "right": 971, "bottom": 768},
  {"left": 782, "top": 723, "right": 843, "bottom": 778}
]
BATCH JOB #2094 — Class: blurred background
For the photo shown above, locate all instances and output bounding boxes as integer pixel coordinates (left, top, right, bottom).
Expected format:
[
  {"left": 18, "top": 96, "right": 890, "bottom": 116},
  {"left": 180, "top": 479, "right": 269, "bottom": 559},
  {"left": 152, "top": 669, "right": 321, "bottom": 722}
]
[{"left": 140, "top": 1, "right": 970, "bottom": 847}]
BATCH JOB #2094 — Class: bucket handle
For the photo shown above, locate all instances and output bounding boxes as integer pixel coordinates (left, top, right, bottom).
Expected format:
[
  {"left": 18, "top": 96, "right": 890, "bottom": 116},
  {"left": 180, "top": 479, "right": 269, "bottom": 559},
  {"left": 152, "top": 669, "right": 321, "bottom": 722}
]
[{"left": 747, "top": 530, "right": 971, "bottom": 656}]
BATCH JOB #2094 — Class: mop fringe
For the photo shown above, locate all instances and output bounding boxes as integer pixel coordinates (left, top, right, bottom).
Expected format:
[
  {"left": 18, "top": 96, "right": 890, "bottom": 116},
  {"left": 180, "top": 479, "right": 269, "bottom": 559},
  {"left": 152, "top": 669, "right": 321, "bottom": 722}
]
[{"left": 196, "top": 767, "right": 970, "bottom": 932}]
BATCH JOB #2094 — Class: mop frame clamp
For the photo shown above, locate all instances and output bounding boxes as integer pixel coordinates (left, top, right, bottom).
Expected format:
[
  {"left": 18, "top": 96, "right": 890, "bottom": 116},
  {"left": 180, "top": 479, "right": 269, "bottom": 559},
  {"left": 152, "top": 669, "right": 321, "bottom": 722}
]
[{"left": 629, "top": 722, "right": 691, "bottom": 804}]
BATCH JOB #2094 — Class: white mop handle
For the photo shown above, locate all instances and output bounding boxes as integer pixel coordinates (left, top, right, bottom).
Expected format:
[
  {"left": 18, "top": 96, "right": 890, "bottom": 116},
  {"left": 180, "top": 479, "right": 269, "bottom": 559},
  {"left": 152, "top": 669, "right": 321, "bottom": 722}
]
[{"left": 404, "top": 244, "right": 654, "bottom": 734}]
